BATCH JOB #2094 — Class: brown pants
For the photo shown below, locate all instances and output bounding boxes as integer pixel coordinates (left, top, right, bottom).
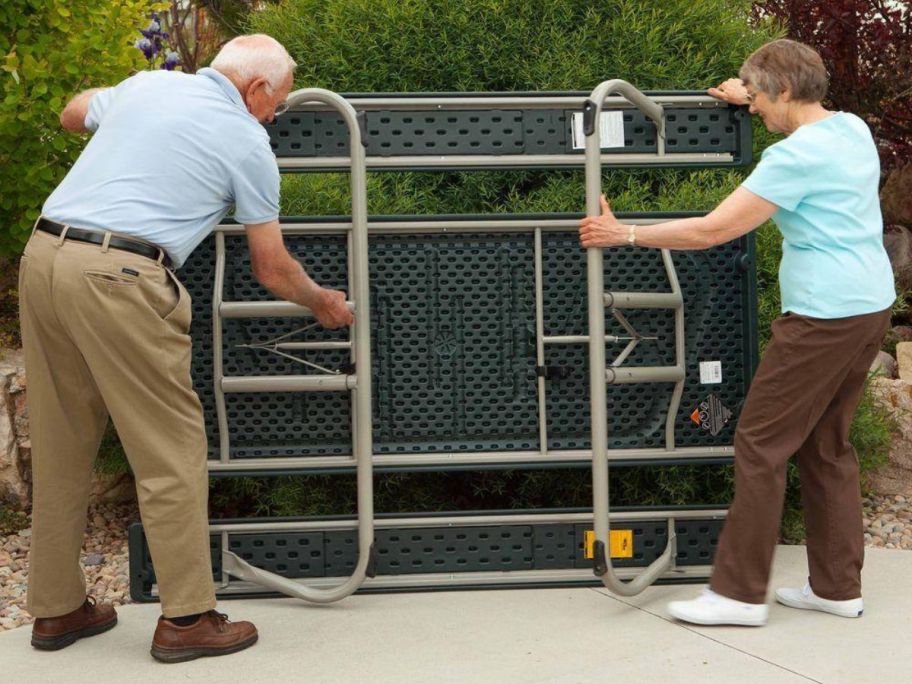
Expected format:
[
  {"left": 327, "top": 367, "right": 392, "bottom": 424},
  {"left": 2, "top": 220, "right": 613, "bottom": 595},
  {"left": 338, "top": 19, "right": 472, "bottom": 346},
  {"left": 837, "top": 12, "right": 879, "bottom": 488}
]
[
  {"left": 710, "top": 307, "right": 891, "bottom": 604},
  {"left": 19, "top": 228, "right": 216, "bottom": 618}
]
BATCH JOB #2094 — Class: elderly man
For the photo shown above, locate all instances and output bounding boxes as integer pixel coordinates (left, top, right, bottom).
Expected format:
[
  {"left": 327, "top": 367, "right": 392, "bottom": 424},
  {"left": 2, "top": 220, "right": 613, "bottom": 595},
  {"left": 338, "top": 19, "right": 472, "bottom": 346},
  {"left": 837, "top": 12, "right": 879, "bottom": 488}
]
[{"left": 20, "top": 34, "right": 351, "bottom": 662}]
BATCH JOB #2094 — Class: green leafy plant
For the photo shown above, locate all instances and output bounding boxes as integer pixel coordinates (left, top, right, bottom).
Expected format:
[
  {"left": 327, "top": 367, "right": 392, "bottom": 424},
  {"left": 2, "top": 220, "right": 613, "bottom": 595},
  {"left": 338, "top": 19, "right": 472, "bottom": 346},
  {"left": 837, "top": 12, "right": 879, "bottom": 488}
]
[
  {"left": 0, "top": 504, "right": 29, "bottom": 534},
  {"left": 0, "top": 0, "right": 164, "bottom": 256},
  {"left": 94, "top": 423, "right": 132, "bottom": 477},
  {"left": 0, "top": 254, "right": 19, "bottom": 347}
]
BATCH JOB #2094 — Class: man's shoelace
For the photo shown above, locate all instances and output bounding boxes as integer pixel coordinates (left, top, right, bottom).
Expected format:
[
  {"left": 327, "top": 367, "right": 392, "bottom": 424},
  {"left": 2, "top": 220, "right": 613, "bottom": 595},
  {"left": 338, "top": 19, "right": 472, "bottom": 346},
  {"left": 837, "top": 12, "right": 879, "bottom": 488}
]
[{"left": 207, "top": 610, "right": 231, "bottom": 632}]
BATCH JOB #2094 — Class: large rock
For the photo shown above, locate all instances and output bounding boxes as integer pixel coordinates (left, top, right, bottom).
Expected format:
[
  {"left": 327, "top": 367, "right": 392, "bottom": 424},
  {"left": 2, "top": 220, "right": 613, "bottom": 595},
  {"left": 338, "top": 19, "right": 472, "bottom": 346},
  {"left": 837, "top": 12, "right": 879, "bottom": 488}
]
[
  {"left": 883, "top": 327, "right": 912, "bottom": 365},
  {"left": 897, "top": 342, "right": 912, "bottom": 382},
  {"left": 0, "top": 350, "right": 29, "bottom": 508},
  {"left": 883, "top": 226, "right": 912, "bottom": 291},
  {"left": 0, "top": 348, "right": 135, "bottom": 511},
  {"left": 867, "top": 377, "right": 912, "bottom": 496},
  {"left": 885, "top": 325, "right": 912, "bottom": 348},
  {"left": 881, "top": 164, "right": 912, "bottom": 226},
  {"left": 871, "top": 351, "right": 897, "bottom": 378}
]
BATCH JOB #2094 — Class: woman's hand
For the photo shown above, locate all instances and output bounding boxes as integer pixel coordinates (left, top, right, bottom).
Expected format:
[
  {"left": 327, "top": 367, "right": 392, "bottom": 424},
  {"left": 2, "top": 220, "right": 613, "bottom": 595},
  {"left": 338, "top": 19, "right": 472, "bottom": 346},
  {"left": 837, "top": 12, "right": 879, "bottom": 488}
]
[
  {"left": 707, "top": 78, "right": 751, "bottom": 106},
  {"left": 579, "top": 195, "right": 627, "bottom": 248}
]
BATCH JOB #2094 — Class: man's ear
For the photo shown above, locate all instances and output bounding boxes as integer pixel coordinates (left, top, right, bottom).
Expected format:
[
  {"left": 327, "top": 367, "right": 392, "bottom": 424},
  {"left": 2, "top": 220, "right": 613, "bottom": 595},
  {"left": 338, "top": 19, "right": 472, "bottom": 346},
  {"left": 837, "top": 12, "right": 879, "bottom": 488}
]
[
  {"left": 779, "top": 87, "right": 793, "bottom": 103},
  {"left": 245, "top": 76, "right": 271, "bottom": 103}
]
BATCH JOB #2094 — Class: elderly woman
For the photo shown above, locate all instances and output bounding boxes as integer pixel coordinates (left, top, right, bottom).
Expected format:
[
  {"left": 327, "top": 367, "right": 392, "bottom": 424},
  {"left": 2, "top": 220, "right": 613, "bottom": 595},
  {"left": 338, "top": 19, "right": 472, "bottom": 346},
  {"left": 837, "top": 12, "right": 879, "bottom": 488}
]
[{"left": 579, "top": 39, "right": 895, "bottom": 626}]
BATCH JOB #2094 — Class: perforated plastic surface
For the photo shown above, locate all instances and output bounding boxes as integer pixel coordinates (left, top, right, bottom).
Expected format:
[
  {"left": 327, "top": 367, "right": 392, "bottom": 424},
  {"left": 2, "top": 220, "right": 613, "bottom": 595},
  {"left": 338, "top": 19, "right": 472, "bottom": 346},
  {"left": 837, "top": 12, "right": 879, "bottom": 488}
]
[
  {"left": 180, "top": 214, "right": 756, "bottom": 461},
  {"left": 265, "top": 93, "right": 751, "bottom": 165},
  {"left": 128, "top": 515, "right": 724, "bottom": 600}
]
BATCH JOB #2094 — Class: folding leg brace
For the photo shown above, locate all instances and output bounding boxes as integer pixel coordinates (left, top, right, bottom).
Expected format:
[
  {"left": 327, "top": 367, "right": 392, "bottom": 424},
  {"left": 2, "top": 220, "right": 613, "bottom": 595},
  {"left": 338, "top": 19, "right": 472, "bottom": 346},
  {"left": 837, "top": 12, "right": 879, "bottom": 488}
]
[
  {"left": 584, "top": 80, "right": 687, "bottom": 595},
  {"left": 214, "top": 88, "right": 375, "bottom": 602}
]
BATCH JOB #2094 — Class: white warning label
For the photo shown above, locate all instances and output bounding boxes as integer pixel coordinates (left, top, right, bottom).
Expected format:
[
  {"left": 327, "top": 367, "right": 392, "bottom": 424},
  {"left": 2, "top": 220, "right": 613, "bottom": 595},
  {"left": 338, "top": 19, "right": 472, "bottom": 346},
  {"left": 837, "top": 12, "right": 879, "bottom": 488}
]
[
  {"left": 571, "top": 111, "right": 624, "bottom": 150},
  {"left": 699, "top": 361, "right": 723, "bottom": 384}
]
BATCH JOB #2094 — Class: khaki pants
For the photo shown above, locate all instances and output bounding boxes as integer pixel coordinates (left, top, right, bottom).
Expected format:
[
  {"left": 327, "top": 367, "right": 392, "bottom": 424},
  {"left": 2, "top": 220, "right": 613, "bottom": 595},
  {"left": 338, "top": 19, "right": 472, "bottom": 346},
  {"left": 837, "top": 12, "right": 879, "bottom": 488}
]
[
  {"left": 710, "top": 308, "right": 891, "bottom": 604},
  {"left": 20, "top": 228, "right": 216, "bottom": 618}
]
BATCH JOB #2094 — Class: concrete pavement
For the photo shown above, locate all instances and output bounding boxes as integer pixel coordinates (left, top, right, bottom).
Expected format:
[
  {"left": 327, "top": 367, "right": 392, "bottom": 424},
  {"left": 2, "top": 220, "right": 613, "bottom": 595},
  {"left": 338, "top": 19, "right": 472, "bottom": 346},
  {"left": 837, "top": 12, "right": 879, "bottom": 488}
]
[{"left": 1, "top": 545, "right": 910, "bottom": 683}]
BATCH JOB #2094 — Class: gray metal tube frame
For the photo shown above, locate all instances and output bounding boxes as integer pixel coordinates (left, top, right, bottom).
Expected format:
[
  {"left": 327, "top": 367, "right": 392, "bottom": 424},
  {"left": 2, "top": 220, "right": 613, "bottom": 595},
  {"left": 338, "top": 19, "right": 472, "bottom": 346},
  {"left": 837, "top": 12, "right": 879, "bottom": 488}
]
[
  {"left": 141, "top": 508, "right": 726, "bottom": 598},
  {"left": 220, "top": 300, "right": 354, "bottom": 319},
  {"left": 208, "top": 214, "right": 720, "bottom": 473},
  {"left": 221, "top": 375, "right": 355, "bottom": 393},
  {"left": 207, "top": 445, "right": 734, "bottom": 473},
  {"left": 585, "top": 79, "right": 678, "bottom": 595},
  {"left": 603, "top": 291, "right": 681, "bottom": 309},
  {"left": 662, "top": 249, "right": 687, "bottom": 452},
  {"left": 279, "top": 153, "right": 729, "bottom": 171},
  {"left": 219, "top": 88, "right": 375, "bottom": 603}
]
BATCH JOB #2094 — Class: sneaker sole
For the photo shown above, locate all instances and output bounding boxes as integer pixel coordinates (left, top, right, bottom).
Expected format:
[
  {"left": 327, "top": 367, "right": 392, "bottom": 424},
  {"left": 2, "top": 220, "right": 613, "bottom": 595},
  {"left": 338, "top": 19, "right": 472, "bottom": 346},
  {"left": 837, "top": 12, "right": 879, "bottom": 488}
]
[
  {"left": 775, "top": 593, "right": 863, "bottom": 618},
  {"left": 150, "top": 633, "right": 259, "bottom": 663},
  {"left": 31, "top": 615, "right": 118, "bottom": 650},
  {"left": 667, "top": 607, "right": 767, "bottom": 627}
]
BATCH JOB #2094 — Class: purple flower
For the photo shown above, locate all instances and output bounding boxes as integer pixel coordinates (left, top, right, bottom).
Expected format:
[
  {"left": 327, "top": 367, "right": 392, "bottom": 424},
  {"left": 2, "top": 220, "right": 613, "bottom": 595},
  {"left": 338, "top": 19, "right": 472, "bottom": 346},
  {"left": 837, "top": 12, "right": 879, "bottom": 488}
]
[
  {"left": 136, "top": 11, "right": 173, "bottom": 66},
  {"left": 134, "top": 37, "right": 154, "bottom": 60},
  {"left": 161, "top": 51, "right": 180, "bottom": 71}
]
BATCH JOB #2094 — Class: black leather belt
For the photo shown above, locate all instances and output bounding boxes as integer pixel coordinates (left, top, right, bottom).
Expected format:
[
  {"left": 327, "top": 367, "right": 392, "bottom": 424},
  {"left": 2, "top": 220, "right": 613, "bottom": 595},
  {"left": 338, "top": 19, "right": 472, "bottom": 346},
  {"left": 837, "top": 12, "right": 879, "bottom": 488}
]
[{"left": 36, "top": 217, "right": 173, "bottom": 269}]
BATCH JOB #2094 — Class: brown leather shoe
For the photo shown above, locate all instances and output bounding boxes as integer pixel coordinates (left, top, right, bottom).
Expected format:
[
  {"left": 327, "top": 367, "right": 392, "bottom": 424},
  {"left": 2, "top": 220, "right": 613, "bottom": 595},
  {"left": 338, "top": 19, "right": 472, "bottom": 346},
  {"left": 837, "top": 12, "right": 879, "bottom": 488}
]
[
  {"left": 31, "top": 596, "right": 118, "bottom": 650},
  {"left": 150, "top": 611, "right": 258, "bottom": 663}
]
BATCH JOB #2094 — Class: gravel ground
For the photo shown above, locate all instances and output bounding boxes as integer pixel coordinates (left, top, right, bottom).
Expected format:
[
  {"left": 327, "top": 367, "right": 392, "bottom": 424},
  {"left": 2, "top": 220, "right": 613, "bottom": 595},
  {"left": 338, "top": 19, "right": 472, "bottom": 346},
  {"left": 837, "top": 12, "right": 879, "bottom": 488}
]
[
  {"left": 1, "top": 502, "right": 137, "bottom": 633},
  {"left": 1, "top": 494, "right": 911, "bottom": 633}
]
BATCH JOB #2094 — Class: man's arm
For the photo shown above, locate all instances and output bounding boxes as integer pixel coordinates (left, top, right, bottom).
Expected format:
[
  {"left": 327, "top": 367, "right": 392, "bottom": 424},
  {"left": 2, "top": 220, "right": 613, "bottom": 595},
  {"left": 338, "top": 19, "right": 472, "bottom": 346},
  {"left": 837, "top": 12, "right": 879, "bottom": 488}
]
[
  {"left": 59, "top": 88, "right": 107, "bottom": 133},
  {"left": 245, "top": 220, "right": 354, "bottom": 329}
]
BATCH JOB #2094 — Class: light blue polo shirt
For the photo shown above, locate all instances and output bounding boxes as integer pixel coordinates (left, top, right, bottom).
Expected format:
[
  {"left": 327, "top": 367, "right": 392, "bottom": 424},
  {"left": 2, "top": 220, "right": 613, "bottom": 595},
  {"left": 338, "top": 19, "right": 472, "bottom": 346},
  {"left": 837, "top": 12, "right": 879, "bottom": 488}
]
[
  {"left": 742, "top": 112, "right": 895, "bottom": 319},
  {"left": 42, "top": 67, "right": 279, "bottom": 268}
]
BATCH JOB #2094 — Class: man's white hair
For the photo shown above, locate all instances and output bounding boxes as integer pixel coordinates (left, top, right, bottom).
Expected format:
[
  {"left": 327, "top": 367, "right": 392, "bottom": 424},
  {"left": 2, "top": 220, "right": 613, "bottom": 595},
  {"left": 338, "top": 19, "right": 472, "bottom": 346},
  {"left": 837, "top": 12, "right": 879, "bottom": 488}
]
[{"left": 211, "top": 34, "right": 296, "bottom": 92}]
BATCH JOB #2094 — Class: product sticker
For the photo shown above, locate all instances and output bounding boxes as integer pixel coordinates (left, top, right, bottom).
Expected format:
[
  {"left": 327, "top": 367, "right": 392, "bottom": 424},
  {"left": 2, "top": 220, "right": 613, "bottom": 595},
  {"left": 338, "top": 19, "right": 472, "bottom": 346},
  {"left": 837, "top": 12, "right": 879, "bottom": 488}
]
[
  {"left": 699, "top": 360, "right": 723, "bottom": 384},
  {"left": 689, "top": 393, "right": 733, "bottom": 436},
  {"left": 571, "top": 111, "right": 624, "bottom": 150}
]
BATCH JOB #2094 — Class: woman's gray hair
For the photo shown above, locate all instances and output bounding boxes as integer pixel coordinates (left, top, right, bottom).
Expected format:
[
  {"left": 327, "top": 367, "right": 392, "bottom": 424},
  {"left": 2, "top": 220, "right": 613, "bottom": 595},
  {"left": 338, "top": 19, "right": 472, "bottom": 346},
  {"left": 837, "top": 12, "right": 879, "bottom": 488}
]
[
  {"left": 739, "top": 39, "right": 828, "bottom": 103},
  {"left": 211, "top": 34, "right": 296, "bottom": 92}
]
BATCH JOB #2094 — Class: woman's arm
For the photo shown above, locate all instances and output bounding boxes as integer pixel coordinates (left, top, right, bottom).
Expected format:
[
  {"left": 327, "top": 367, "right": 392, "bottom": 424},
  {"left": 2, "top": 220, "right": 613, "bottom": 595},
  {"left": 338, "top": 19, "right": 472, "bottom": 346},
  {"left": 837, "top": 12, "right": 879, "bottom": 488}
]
[
  {"left": 578, "top": 187, "right": 778, "bottom": 250},
  {"left": 707, "top": 78, "right": 752, "bottom": 106}
]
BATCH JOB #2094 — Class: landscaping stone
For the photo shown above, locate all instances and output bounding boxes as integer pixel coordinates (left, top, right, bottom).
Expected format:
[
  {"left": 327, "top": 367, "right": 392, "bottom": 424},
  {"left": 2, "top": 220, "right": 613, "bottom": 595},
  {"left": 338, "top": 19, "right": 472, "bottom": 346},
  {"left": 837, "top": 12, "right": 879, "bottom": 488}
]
[
  {"left": 0, "top": 502, "right": 137, "bottom": 632},
  {"left": 0, "top": 347, "right": 135, "bottom": 511},
  {"left": 869, "top": 377, "right": 912, "bottom": 496},
  {"left": 897, "top": 342, "right": 912, "bottom": 383},
  {"left": 871, "top": 351, "right": 897, "bottom": 378}
]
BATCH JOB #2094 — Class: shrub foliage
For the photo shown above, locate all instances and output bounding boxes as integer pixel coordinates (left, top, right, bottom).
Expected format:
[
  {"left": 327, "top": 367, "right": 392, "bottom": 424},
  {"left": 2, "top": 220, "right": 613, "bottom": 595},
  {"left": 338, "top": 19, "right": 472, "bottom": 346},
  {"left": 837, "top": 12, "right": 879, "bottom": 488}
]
[{"left": 0, "top": 0, "right": 161, "bottom": 255}]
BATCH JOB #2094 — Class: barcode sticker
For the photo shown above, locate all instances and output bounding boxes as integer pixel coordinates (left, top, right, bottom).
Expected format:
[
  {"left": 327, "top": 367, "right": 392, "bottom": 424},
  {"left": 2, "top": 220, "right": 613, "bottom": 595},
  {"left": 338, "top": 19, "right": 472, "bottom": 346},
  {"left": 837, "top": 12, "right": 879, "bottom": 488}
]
[
  {"left": 699, "top": 361, "right": 723, "bottom": 384},
  {"left": 571, "top": 111, "right": 625, "bottom": 150}
]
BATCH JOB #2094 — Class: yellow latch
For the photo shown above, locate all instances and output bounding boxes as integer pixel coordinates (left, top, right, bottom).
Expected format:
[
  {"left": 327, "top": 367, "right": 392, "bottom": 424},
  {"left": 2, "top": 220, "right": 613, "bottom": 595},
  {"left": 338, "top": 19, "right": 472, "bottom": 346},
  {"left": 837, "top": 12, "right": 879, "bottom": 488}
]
[{"left": 584, "top": 529, "right": 634, "bottom": 559}]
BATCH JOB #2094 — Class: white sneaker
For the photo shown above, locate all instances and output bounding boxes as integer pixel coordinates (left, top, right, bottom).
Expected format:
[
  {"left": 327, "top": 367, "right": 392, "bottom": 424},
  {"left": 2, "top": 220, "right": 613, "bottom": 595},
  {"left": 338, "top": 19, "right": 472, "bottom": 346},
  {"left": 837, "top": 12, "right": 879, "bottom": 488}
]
[
  {"left": 667, "top": 588, "right": 768, "bottom": 626},
  {"left": 775, "top": 583, "right": 863, "bottom": 618}
]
